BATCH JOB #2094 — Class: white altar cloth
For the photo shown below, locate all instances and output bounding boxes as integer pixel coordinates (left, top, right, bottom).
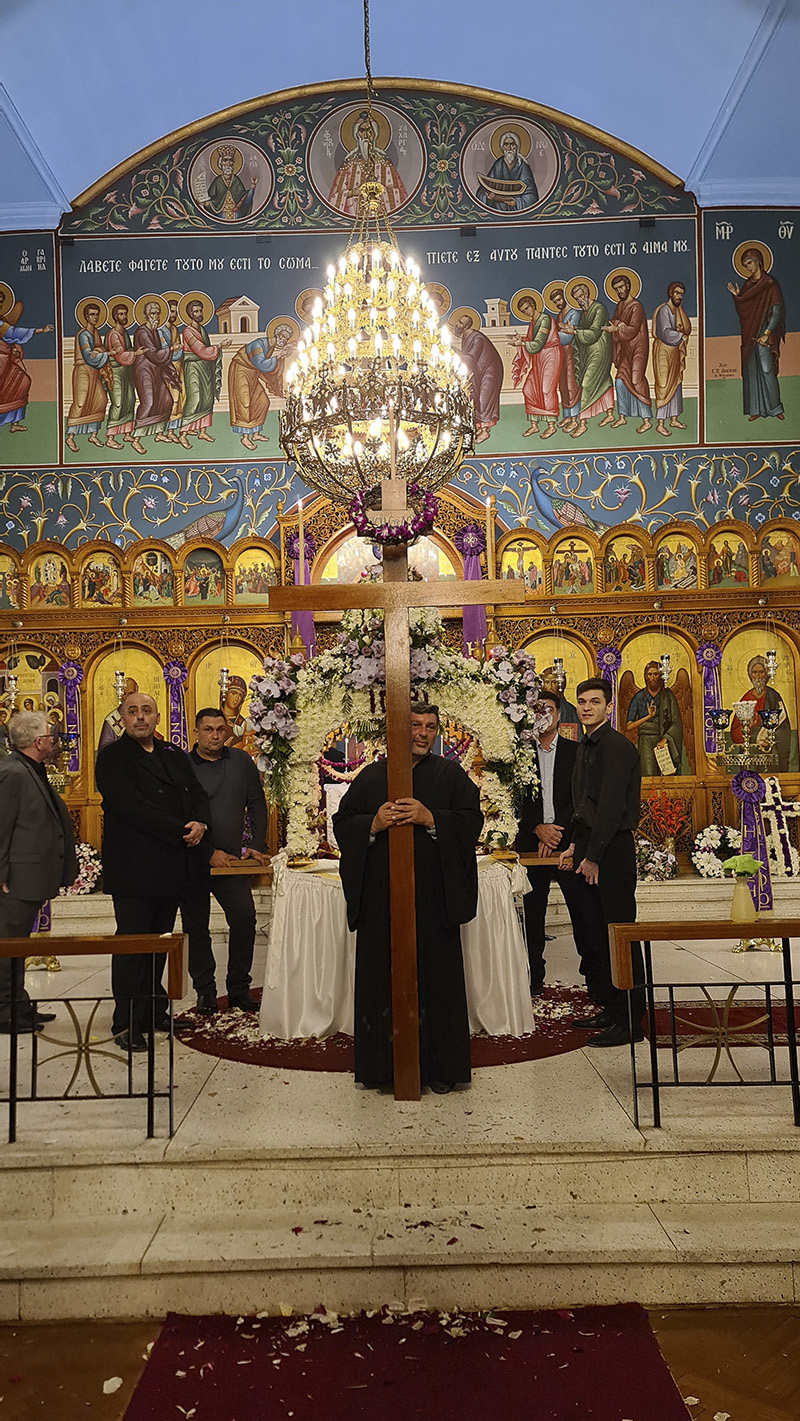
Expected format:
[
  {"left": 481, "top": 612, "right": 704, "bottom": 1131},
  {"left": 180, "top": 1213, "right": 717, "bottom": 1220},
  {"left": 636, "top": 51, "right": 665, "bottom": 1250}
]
[{"left": 260, "top": 854, "right": 534, "bottom": 1041}]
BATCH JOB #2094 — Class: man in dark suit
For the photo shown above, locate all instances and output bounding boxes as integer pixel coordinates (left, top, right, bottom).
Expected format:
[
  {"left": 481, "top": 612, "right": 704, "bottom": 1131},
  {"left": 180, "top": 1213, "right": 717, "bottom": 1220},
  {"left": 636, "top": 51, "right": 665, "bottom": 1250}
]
[
  {"left": 96, "top": 691, "right": 212, "bottom": 1051},
  {"left": 516, "top": 691, "right": 598, "bottom": 998},
  {"left": 0, "top": 710, "right": 77, "bottom": 1032},
  {"left": 560, "top": 677, "right": 643, "bottom": 1047}
]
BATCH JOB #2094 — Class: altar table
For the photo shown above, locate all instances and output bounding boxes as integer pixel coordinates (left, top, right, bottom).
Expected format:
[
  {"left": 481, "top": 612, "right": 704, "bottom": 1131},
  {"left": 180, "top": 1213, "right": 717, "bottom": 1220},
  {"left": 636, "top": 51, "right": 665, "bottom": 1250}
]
[{"left": 260, "top": 855, "right": 535, "bottom": 1041}]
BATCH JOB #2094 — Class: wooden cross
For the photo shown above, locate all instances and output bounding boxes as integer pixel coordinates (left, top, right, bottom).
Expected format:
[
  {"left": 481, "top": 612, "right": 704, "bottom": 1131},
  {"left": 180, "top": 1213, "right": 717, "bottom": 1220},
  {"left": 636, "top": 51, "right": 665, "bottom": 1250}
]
[{"left": 269, "top": 499, "right": 522, "bottom": 1101}]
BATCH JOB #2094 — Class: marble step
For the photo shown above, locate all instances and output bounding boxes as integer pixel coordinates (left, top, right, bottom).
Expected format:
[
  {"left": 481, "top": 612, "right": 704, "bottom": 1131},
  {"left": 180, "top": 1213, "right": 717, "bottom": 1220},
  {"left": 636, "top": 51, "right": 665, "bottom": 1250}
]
[
  {"left": 3, "top": 1140, "right": 799, "bottom": 1219},
  {"left": 46, "top": 890, "right": 273, "bottom": 944},
  {"left": 2, "top": 1202, "right": 799, "bottom": 1319}
]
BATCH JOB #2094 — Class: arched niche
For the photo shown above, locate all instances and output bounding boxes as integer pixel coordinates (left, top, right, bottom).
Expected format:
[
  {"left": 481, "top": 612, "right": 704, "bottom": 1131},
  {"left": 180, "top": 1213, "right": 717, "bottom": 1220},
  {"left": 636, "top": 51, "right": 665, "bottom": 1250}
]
[
  {"left": 618, "top": 626, "right": 697, "bottom": 775},
  {"left": 719, "top": 625, "right": 799, "bottom": 773},
  {"left": 518, "top": 628, "right": 593, "bottom": 736},
  {"left": 128, "top": 541, "right": 177, "bottom": 607},
  {"left": 85, "top": 643, "right": 166, "bottom": 757},
  {"left": 0, "top": 551, "right": 22, "bottom": 609},
  {"left": 189, "top": 640, "right": 266, "bottom": 757},
  {"left": 653, "top": 524, "right": 701, "bottom": 592},
  {"left": 77, "top": 544, "right": 123, "bottom": 608},
  {"left": 598, "top": 527, "right": 649, "bottom": 594},
  {"left": 496, "top": 529, "right": 546, "bottom": 592},
  {"left": 315, "top": 528, "right": 460, "bottom": 585}
]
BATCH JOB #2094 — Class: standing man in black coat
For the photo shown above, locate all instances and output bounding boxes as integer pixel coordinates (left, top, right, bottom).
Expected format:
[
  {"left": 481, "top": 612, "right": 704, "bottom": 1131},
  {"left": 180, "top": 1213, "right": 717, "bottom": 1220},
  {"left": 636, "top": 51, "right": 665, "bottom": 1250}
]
[
  {"left": 95, "top": 691, "right": 212, "bottom": 1051},
  {"left": 333, "top": 704, "right": 483, "bottom": 1095},
  {"left": 180, "top": 708, "right": 268, "bottom": 1015},
  {"left": 560, "top": 677, "right": 643, "bottom": 1047},
  {"left": 515, "top": 691, "right": 601, "bottom": 1001},
  {"left": 0, "top": 710, "right": 77, "bottom": 1032}
]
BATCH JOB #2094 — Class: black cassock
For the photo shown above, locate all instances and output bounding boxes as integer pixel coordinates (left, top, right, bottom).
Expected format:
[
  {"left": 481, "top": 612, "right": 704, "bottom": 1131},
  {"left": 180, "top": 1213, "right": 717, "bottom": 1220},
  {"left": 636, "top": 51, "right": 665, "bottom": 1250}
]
[{"left": 333, "top": 753, "right": 483, "bottom": 1088}]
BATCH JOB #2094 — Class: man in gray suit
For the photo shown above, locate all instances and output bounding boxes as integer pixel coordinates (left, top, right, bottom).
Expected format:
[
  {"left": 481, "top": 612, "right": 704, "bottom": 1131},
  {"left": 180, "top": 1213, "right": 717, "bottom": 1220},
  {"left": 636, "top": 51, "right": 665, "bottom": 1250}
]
[{"left": 0, "top": 710, "right": 77, "bottom": 1031}]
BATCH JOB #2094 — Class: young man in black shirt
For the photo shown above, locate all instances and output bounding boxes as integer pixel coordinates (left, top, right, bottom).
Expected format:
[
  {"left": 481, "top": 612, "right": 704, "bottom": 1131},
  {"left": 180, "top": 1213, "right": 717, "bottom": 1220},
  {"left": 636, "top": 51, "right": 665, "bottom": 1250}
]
[{"left": 560, "top": 677, "right": 644, "bottom": 1047}]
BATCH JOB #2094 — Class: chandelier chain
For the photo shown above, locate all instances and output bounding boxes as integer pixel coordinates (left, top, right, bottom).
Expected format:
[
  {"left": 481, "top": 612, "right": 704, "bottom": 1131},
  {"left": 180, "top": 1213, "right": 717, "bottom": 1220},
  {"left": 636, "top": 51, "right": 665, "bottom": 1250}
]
[{"left": 363, "top": 0, "right": 375, "bottom": 117}]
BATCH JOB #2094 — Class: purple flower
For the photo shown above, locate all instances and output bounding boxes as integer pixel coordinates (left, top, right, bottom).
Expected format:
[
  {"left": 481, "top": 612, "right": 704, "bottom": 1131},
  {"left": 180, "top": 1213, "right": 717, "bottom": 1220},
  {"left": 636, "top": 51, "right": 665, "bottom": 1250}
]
[
  {"left": 19, "top": 495, "right": 31, "bottom": 508},
  {"left": 616, "top": 486, "right": 630, "bottom": 504},
  {"left": 508, "top": 704, "right": 526, "bottom": 722}
]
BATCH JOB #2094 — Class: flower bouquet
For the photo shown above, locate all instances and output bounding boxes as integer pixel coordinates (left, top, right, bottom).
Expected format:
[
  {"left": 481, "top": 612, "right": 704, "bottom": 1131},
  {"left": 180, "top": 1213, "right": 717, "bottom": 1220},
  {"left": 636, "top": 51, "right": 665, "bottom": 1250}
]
[
  {"left": 59, "top": 841, "right": 102, "bottom": 895},
  {"left": 690, "top": 824, "right": 742, "bottom": 878}
]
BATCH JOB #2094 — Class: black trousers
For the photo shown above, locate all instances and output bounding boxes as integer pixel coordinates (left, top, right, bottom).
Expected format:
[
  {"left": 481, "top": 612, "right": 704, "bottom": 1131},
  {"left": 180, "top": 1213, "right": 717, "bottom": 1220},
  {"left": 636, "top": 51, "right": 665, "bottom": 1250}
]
[
  {"left": 523, "top": 864, "right": 608, "bottom": 1001},
  {"left": 573, "top": 830, "right": 645, "bottom": 1027},
  {"left": 179, "top": 876, "right": 256, "bottom": 997},
  {"left": 0, "top": 895, "right": 40, "bottom": 1022},
  {"left": 111, "top": 896, "right": 178, "bottom": 1035}
]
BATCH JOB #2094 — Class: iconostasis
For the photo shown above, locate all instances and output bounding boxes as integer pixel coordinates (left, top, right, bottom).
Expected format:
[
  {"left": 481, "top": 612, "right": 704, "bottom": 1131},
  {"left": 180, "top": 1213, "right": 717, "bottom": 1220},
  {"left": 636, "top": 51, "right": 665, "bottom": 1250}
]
[{"left": 1, "top": 78, "right": 799, "bottom": 850}]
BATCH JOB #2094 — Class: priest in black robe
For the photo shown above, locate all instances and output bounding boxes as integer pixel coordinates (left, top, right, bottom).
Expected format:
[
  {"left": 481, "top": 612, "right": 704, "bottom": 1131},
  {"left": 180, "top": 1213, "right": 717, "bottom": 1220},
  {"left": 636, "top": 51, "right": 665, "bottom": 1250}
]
[{"left": 333, "top": 704, "right": 483, "bottom": 1093}]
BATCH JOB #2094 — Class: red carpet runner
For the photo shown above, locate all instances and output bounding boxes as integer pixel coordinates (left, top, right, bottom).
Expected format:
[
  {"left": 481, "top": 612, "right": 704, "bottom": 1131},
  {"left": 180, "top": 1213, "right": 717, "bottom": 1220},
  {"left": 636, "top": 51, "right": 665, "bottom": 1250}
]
[
  {"left": 176, "top": 984, "right": 595, "bottom": 1071},
  {"left": 123, "top": 1304, "right": 691, "bottom": 1420}
]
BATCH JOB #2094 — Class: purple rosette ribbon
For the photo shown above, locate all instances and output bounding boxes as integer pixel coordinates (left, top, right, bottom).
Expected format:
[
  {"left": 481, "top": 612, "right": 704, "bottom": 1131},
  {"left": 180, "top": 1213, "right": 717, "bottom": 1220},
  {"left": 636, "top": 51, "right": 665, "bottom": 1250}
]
[
  {"left": 285, "top": 530, "right": 317, "bottom": 656},
  {"left": 696, "top": 642, "right": 722, "bottom": 753},
  {"left": 163, "top": 659, "right": 188, "bottom": 749},
  {"left": 454, "top": 524, "right": 488, "bottom": 656},
  {"left": 595, "top": 645, "right": 622, "bottom": 727},
  {"left": 57, "top": 660, "right": 83, "bottom": 770},
  {"left": 731, "top": 768, "right": 772, "bottom": 911}
]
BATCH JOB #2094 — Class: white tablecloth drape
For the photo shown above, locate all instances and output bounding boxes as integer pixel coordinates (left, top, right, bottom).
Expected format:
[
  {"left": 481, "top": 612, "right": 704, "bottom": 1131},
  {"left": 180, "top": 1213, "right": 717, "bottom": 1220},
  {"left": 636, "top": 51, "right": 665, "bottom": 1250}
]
[{"left": 260, "top": 854, "right": 534, "bottom": 1041}]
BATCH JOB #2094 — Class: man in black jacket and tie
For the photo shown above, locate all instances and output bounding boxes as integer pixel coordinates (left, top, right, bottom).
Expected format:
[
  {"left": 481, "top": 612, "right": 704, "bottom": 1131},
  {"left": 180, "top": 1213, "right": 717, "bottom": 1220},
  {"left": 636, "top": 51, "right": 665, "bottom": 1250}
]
[
  {"left": 96, "top": 691, "right": 212, "bottom": 1051},
  {"left": 560, "top": 677, "right": 643, "bottom": 1047},
  {"left": 516, "top": 691, "right": 599, "bottom": 999}
]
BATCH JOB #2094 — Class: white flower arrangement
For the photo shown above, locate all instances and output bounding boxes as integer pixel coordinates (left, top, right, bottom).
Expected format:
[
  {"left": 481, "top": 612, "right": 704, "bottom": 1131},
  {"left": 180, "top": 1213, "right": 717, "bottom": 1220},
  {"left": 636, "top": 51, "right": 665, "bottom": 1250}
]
[
  {"left": 59, "top": 841, "right": 102, "bottom": 895},
  {"left": 250, "top": 609, "right": 545, "bottom": 854},
  {"left": 690, "top": 823, "right": 742, "bottom": 877}
]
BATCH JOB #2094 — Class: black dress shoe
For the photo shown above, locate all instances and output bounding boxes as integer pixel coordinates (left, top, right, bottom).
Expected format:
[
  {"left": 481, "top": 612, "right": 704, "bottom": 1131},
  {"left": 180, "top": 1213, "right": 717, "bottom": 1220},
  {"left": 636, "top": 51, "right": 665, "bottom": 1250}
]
[
  {"left": 115, "top": 1030, "right": 148, "bottom": 1053},
  {"left": 570, "top": 1009, "right": 616, "bottom": 1031},
  {"left": 428, "top": 1080, "right": 453, "bottom": 1094},
  {"left": 151, "top": 1016, "right": 194, "bottom": 1035},
  {"left": 585, "top": 1023, "right": 644, "bottom": 1048},
  {"left": 0, "top": 1011, "right": 57, "bottom": 1034},
  {"left": 195, "top": 993, "right": 218, "bottom": 1016},
  {"left": 228, "top": 992, "right": 259, "bottom": 1012},
  {"left": 530, "top": 982, "right": 545, "bottom": 999}
]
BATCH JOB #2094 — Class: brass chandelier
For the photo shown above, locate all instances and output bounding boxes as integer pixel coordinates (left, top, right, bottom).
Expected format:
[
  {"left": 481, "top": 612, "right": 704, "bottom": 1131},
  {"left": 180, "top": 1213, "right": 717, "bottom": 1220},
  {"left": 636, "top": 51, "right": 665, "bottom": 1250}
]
[{"left": 279, "top": 3, "right": 475, "bottom": 512}]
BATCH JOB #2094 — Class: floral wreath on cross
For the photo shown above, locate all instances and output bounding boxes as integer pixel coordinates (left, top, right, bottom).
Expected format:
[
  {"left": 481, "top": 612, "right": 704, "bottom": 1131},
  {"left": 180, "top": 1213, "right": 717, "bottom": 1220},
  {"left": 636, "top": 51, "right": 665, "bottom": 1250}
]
[
  {"left": 349, "top": 483, "right": 438, "bottom": 547},
  {"left": 248, "top": 608, "right": 547, "bottom": 856}
]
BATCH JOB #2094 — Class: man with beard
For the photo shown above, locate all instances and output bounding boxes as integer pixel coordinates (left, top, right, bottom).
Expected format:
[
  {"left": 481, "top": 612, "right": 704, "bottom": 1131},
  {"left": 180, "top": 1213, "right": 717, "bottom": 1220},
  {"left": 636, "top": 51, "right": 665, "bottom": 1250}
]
[
  {"left": 625, "top": 660, "right": 688, "bottom": 776},
  {"left": 228, "top": 322, "right": 294, "bottom": 450},
  {"left": 181, "top": 299, "right": 229, "bottom": 442},
  {"left": 605, "top": 274, "right": 652, "bottom": 434},
  {"left": 328, "top": 111, "right": 407, "bottom": 217},
  {"left": 652, "top": 281, "right": 691, "bottom": 437},
  {"left": 65, "top": 301, "right": 110, "bottom": 452},
  {"left": 96, "top": 692, "right": 211, "bottom": 1051},
  {"left": 511, "top": 294, "right": 562, "bottom": 440},
  {"left": 548, "top": 286, "right": 581, "bottom": 432},
  {"left": 730, "top": 656, "right": 792, "bottom": 771},
  {"left": 158, "top": 296, "right": 188, "bottom": 447},
  {"left": 450, "top": 311, "right": 503, "bottom": 443},
  {"left": 560, "top": 282, "right": 613, "bottom": 438},
  {"left": 104, "top": 302, "right": 138, "bottom": 449},
  {"left": 131, "top": 299, "right": 181, "bottom": 454},
  {"left": 480, "top": 130, "right": 538, "bottom": 211},
  {"left": 333, "top": 704, "right": 483, "bottom": 1094},
  {"left": 727, "top": 248, "right": 786, "bottom": 421}
]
